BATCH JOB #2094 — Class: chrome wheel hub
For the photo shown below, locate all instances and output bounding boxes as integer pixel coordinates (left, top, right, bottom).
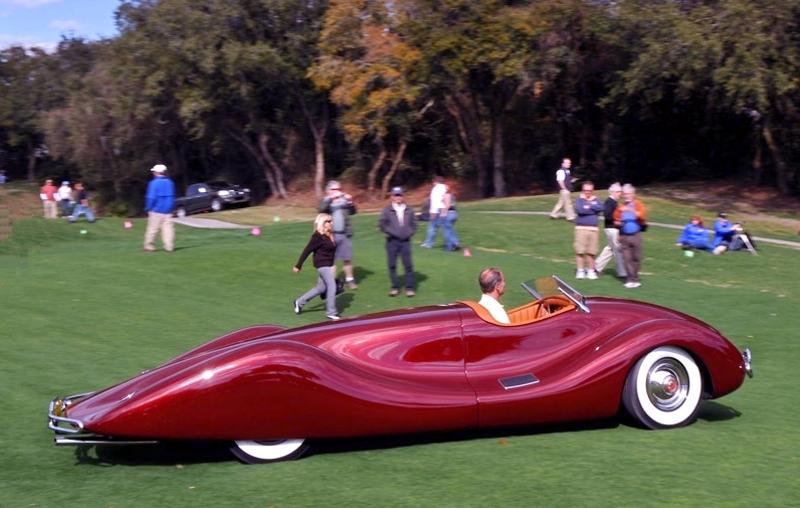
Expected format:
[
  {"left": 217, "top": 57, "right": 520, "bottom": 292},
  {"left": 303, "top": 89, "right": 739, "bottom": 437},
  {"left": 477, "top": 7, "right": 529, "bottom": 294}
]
[{"left": 646, "top": 359, "right": 690, "bottom": 411}]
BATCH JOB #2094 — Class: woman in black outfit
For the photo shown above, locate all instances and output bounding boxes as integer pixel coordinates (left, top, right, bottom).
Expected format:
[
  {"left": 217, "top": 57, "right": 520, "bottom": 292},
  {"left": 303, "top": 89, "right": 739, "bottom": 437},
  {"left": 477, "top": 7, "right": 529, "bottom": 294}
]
[{"left": 293, "top": 213, "right": 340, "bottom": 320}]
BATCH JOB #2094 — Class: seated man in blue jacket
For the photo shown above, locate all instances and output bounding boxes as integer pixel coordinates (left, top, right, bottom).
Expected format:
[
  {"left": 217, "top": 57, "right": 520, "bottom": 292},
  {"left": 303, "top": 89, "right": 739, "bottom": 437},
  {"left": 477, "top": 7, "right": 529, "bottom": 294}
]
[
  {"left": 676, "top": 215, "right": 711, "bottom": 251},
  {"left": 712, "top": 212, "right": 739, "bottom": 255}
]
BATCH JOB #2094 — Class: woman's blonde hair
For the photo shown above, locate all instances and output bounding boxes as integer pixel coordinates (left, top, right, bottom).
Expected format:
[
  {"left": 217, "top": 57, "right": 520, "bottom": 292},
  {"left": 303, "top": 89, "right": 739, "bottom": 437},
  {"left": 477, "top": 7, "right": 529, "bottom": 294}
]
[{"left": 314, "top": 213, "right": 334, "bottom": 239}]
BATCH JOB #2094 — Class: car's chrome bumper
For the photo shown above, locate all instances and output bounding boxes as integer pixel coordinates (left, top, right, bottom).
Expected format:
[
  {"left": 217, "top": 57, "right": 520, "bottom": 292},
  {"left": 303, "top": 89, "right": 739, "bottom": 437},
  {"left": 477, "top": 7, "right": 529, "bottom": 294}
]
[
  {"left": 48, "top": 392, "right": 158, "bottom": 446},
  {"left": 48, "top": 392, "right": 93, "bottom": 434},
  {"left": 742, "top": 347, "right": 753, "bottom": 378}
]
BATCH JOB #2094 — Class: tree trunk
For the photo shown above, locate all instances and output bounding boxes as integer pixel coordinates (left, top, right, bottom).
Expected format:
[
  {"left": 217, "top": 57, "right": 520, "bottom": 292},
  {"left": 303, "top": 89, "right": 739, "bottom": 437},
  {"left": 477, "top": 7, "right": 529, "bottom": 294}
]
[
  {"left": 366, "top": 143, "right": 387, "bottom": 199},
  {"left": 445, "top": 93, "right": 488, "bottom": 196},
  {"left": 380, "top": 139, "right": 408, "bottom": 197},
  {"left": 227, "top": 127, "right": 280, "bottom": 198},
  {"left": 761, "top": 121, "right": 789, "bottom": 194},
  {"left": 26, "top": 139, "right": 36, "bottom": 182},
  {"left": 491, "top": 116, "right": 506, "bottom": 197},
  {"left": 751, "top": 129, "right": 763, "bottom": 186},
  {"left": 301, "top": 98, "right": 328, "bottom": 198},
  {"left": 257, "top": 133, "right": 289, "bottom": 199}
]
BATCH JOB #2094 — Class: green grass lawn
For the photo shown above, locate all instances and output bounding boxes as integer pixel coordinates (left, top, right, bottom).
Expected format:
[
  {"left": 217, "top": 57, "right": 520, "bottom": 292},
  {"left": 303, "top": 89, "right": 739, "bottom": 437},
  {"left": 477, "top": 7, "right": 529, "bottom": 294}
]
[{"left": 1, "top": 197, "right": 798, "bottom": 507}]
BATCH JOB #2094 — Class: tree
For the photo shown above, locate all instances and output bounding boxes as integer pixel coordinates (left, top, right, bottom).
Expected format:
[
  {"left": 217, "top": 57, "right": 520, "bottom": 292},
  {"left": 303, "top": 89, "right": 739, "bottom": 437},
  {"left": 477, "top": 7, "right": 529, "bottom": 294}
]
[{"left": 310, "top": 0, "right": 423, "bottom": 198}]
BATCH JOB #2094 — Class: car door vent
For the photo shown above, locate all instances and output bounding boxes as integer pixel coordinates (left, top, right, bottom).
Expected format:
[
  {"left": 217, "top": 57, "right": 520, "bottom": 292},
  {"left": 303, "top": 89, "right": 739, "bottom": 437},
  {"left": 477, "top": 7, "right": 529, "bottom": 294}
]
[{"left": 499, "top": 374, "right": 540, "bottom": 390}]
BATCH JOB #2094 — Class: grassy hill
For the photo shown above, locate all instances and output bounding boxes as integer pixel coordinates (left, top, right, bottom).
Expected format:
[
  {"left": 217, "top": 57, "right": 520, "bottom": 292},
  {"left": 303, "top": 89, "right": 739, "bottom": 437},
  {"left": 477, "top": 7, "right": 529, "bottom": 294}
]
[{"left": 1, "top": 185, "right": 798, "bottom": 507}]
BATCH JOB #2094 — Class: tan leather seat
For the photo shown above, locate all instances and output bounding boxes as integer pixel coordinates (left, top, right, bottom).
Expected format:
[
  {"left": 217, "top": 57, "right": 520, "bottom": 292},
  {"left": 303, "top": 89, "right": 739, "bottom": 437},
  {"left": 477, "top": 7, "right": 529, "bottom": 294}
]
[{"left": 459, "top": 296, "right": 575, "bottom": 326}]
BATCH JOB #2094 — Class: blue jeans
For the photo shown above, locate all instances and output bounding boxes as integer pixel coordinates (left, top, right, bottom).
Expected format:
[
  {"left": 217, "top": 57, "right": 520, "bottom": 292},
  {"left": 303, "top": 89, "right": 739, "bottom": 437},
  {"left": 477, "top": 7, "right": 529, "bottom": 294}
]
[
  {"left": 69, "top": 205, "right": 95, "bottom": 223},
  {"left": 297, "top": 265, "right": 338, "bottom": 316},
  {"left": 443, "top": 210, "right": 460, "bottom": 250},
  {"left": 422, "top": 212, "right": 443, "bottom": 247}
]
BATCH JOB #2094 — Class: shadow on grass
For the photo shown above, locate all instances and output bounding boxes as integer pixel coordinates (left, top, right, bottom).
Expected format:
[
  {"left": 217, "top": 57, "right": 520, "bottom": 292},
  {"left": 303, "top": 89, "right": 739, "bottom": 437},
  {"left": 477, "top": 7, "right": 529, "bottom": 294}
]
[
  {"left": 73, "top": 402, "right": 743, "bottom": 467},
  {"left": 696, "top": 400, "right": 742, "bottom": 422},
  {"left": 75, "top": 419, "right": 619, "bottom": 467}
]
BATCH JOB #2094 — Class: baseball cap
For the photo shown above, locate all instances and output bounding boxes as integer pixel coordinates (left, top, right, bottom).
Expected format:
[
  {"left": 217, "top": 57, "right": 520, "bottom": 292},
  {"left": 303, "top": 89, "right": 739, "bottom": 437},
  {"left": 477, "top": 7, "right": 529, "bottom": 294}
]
[
  {"left": 150, "top": 164, "right": 167, "bottom": 173},
  {"left": 390, "top": 186, "right": 404, "bottom": 196},
  {"left": 718, "top": 212, "right": 727, "bottom": 218}
]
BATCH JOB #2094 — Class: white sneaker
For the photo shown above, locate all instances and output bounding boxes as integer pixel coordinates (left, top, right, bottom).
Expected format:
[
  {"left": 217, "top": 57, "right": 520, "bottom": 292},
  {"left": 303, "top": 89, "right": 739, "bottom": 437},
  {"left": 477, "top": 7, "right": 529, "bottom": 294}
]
[
  {"left": 624, "top": 282, "right": 641, "bottom": 288},
  {"left": 575, "top": 270, "right": 586, "bottom": 279},
  {"left": 587, "top": 270, "right": 598, "bottom": 280},
  {"left": 326, "top": 314, "right": 341, "bottom": 321}
]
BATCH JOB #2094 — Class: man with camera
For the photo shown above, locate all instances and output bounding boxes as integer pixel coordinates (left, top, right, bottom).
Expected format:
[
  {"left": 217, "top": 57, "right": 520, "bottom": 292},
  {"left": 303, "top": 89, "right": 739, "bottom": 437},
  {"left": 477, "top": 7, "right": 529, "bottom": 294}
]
[{"left": 320, "top": 180, "right": 358, "bottom": 288}]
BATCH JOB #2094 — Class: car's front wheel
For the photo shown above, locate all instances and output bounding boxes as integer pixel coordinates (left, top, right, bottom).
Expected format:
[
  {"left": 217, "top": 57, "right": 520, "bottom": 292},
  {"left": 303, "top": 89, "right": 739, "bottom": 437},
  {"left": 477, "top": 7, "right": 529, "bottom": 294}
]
[
  {"left": 623, "top": 346, "right": 703, "bottom": 429},
  {"left": 230, "top": 439, "right": 308, "bottom": 464},
  {"left": 175, "top": 207, "right": 187, "bottom": 218},
  {"left": 210, "top": 198, "right": 223, "bottom": 212}
]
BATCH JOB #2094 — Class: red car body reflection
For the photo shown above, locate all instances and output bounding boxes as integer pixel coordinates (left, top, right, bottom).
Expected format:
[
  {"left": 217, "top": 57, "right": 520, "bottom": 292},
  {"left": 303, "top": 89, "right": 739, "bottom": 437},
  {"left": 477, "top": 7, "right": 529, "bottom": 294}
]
[{"left": 49, "top": 284, "right": 750, "bottom": 463}]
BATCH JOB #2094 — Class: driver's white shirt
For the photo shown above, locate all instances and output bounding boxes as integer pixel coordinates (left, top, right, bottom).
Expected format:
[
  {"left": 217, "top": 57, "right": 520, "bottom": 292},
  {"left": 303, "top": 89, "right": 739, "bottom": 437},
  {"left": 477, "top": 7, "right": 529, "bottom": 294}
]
[{"left": 479, "top": 294, "right": 510, "bottom": 324}]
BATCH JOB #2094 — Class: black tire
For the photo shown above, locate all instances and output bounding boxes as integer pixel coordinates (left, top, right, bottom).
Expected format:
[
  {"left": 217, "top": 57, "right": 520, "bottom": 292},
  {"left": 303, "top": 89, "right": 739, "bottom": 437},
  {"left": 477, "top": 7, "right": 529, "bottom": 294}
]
[
  {"left": 210, "top": 198, "right": 223, "bottom": 212},
  {"left": 623, "top": 346, "right": 703, "bottom": 429},
  {"left": 230, "top": 439, "right": 308, "bottom": 464}
]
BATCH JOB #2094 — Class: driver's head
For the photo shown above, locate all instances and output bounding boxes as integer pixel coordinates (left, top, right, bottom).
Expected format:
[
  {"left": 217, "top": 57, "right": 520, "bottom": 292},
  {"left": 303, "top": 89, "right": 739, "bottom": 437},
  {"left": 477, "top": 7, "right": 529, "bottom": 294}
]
[{"left": 479, "top": 267, "right": 505, "bottom": 297}]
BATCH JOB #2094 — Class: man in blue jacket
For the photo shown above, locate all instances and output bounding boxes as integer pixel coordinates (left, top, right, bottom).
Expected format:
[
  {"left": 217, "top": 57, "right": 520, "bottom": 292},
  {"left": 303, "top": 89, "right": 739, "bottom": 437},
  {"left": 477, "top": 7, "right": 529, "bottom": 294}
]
[
  {"left": 144, "top": 164, "right": 176, "bottom": 252},
  {"left": 712, "top": 212, "right": 738, "bottom": 255}
]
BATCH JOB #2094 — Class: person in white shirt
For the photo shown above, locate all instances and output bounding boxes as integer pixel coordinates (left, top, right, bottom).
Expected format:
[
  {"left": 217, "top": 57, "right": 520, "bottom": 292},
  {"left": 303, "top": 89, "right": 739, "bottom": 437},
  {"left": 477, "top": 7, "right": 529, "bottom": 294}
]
[
  {"left": 421, "top": 175, "right": 447, "bottom": 248},
  {"left": 549, "top": 157, "right": 577, "bottom": 221},
  {"left": 478, "top": 267, "right": 510, "bottom": 324}
]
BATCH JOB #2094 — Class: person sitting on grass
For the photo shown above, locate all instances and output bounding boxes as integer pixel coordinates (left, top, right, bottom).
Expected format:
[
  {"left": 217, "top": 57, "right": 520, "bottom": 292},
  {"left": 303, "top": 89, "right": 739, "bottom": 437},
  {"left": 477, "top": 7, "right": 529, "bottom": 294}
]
[
  {"left": 676, "top": 215, "right": 712, "bottom": 251},
  {"left": 712, "top": 212, "right": 738, "bottom": 255}
]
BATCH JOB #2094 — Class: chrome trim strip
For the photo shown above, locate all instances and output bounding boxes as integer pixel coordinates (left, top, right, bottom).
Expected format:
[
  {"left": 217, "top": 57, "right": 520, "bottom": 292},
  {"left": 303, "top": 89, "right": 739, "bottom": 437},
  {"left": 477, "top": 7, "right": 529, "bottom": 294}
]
[
  {"left": 499, "top": 373, "right": 540, "bottom": 390},
  {"left": 520, "top": 281, "right": 543, "bottom": 300},
  {"left": 553, "top": 275, "right": 591, "bottom": 313},
  {"left": 55, "top": 436, "right": 159, "bottom": 446}
]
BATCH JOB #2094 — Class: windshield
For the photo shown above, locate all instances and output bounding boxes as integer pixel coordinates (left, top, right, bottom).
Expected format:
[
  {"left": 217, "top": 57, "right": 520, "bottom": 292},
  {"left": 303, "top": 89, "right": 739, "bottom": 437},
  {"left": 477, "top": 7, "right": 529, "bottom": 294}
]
[{"left": 521, "top": 275, "right": 589, "bottom": 313}]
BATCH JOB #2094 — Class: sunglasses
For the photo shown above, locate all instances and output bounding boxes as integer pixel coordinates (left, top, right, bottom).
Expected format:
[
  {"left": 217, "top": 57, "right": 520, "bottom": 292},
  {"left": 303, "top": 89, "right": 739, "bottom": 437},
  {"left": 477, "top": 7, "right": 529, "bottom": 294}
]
[{"left": 324, "top": 220, "right": 332, "bottom": 223}]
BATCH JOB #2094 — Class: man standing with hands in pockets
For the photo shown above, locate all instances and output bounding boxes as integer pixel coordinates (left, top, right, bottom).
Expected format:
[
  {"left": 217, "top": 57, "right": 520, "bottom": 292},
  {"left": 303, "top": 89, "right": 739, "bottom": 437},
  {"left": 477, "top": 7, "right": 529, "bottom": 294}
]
[{"left": 550, "top": 157, "right": 578, "bottom": 221}]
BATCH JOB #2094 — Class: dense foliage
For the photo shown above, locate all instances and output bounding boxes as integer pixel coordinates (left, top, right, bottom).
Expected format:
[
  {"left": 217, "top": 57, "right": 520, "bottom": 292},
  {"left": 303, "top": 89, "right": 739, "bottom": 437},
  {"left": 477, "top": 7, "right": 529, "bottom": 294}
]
[{"left": 1, "top": 0, "right": 798, "bottom": 212}]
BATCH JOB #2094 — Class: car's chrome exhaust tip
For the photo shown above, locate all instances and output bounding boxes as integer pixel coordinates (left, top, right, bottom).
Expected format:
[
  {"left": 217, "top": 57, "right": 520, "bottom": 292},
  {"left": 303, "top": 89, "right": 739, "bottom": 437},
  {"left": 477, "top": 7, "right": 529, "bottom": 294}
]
[{"left": 742, "top": 347, "right": 753, "bottom": 378}]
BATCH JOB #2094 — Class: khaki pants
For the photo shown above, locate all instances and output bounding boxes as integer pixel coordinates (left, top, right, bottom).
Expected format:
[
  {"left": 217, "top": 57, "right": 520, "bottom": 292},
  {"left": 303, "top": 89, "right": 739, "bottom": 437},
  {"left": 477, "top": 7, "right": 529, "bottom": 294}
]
[
  {"left": 43, "top": 200, "right": 58, "bottom": 219},
  {"left": 144, "top": 211, "right": 174, "bottom": 252},
  {"left": 550, "top": 189, "right": 575, "bottom": 220},
  {"left": 596, "top": 227, "right": 627, "bottom": 277}
]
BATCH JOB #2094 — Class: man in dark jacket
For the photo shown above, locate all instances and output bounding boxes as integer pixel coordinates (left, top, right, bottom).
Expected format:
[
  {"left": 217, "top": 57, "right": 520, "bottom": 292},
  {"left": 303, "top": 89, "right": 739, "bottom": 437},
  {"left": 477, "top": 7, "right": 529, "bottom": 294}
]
[{"left": 378, "top": 186, "right": 418, "bottom": 297}]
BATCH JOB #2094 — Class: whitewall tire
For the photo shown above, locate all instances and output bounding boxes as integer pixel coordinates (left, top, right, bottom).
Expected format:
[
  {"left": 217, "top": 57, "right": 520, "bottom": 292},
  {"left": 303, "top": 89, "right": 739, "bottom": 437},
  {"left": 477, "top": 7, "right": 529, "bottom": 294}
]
[
  {"left": 230, "top": 439, "right": 308, "bottom": 464},
  {"left": 623, "top": 346, "right": 703, "bottom": 429}
]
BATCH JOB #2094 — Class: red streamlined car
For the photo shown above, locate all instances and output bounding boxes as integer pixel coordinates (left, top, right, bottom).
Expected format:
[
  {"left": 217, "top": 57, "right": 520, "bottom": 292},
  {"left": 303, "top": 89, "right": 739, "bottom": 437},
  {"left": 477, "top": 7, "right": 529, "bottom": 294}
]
[{"left": 49, "top": 276, "right": 752, "bottom": 464}]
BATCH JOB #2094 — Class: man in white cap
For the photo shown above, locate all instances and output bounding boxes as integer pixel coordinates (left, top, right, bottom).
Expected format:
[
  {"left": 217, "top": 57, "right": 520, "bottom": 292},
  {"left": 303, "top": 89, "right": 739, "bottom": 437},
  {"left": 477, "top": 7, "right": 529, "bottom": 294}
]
[{"left": 143, "top": 164, "right": 176, "bottom": 252}]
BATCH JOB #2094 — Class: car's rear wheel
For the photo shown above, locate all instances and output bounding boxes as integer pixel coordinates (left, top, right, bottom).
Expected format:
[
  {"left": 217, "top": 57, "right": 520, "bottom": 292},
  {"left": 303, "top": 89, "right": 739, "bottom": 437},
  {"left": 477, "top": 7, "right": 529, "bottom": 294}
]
[
  {"left": 230, "top": 439, "right": 308, "bottom": 464},
  {"left": 210, "top": 198, "right": 223, "bottom": 212},
  {"left": 623, "top": 346, "right": 703, "bottom": 429},
  {"left": 175, "top": 207, "right": 187, "bottom": 218}
]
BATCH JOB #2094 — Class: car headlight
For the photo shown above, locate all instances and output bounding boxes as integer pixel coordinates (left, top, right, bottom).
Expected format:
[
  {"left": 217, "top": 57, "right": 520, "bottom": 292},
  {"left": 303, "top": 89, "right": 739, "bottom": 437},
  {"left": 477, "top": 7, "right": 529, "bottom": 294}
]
[
  {"left": 243, "top": 188, "right": 250, "bottom": 193},
  {"left": 218, "top": 190, "right": 230, "bottom": 197}
]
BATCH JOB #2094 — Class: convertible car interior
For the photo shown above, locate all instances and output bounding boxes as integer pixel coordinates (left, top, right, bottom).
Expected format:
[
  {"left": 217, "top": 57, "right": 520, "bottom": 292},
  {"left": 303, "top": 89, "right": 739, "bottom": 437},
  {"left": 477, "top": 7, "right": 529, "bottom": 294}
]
[{"left": 459, "top": 296, "right": 576, "bottom": 326}]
